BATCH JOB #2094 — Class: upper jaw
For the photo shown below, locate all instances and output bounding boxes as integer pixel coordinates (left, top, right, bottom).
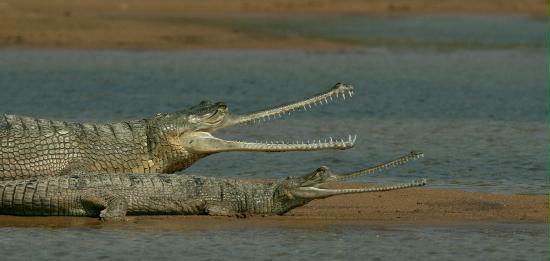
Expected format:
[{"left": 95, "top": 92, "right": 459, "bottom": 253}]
[{"left": 219, "top": 83, "right": 355, "bottom": 128}]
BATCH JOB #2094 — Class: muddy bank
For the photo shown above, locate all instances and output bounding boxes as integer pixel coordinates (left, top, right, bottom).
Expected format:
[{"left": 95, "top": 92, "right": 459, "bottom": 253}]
[{"left": 0, "top": 187, "right": 546, "bottom": 230}]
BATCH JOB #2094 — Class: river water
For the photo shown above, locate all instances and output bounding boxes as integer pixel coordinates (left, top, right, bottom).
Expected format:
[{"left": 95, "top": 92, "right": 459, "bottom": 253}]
[
  {"left": 0, "top": 14, "right": 548, "bottom": 261},
  {"left": 0, "top": 223, "right": 547, "bottom": 261}
]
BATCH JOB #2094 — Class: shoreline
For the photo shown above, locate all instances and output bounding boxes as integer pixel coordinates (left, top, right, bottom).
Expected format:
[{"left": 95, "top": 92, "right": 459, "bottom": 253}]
[
  {"left": 1, "top": 187, "right": 547, "bottom": 230},
  {"left": 0, "top": 0, "right": 547, "bottom": 50}
]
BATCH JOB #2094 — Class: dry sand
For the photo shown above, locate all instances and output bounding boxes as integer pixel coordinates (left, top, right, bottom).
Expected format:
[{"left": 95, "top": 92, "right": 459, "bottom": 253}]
[
  {"left": 0, "top": 185, "right": 547, "bottom": 230},
  {"left": 0, "top": 0, "right": 547, "bottom": 49}
]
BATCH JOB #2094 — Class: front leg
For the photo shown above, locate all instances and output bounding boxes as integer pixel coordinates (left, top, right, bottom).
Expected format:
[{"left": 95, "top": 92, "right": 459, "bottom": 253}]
[
  {"left": 99, "top": 197, "right": 128, "bottom": 221},
  {"left": 81, "top": 192, "right": 128, "bottom": 221},
  {"left": 205, "top": 203, "right": 236, "bottom": 216}
]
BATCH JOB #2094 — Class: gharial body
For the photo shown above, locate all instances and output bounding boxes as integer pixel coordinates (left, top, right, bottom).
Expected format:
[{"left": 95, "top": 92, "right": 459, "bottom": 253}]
[
  {"left": 0, "top": 83, "right": 356, "bottom": 181},
  {"left": 0, "top": 151, "right": 425, "bottom": 220}
]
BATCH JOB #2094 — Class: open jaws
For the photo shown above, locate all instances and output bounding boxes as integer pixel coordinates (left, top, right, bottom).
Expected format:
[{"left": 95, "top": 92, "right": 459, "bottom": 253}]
[{"left": 183, "top": 83, "right": 358, "bottom": 153}]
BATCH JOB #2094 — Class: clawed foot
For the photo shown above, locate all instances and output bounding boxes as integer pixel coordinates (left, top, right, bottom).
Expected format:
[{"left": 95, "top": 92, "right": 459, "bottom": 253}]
[{"left": 99, "top": 210, "right": 127, "bottom": 222}]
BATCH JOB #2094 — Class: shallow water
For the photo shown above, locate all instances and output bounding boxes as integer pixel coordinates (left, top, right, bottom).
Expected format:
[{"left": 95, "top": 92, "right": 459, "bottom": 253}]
[
  {"left": 0, "top": 223, "right": 548, "bottom": 261},
  {"left": 226, "top": 15, "right": 549, "bottom": 49},
  {"left": 0, "top": 48, "right": 547, "bottom": 195}
]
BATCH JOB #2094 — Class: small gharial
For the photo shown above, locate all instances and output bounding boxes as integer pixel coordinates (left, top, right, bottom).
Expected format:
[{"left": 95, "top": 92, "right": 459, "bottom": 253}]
[
  {"left": 0, "top": 151, "right": 425, "bottom": 221},
  {"left": 0, "top": 83, "right": 356, "bottom": 180}
]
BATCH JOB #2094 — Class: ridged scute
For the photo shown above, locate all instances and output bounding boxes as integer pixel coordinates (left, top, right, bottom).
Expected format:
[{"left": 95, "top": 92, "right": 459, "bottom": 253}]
[
  {"left": 0, "top": 176, "right": 95, "bottom": 216},
  {"left": 0, "top": 173, "right": 280, "bottom": 217},
  {"left": 0, "top": 115, "right": 170, "bottom": 180}
]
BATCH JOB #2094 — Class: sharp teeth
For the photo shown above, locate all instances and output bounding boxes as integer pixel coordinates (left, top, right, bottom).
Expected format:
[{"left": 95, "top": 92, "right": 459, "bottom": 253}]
[
  {"left": 348, "top": 90, "right": 353, "bottom": 97},
  {"left": 243, "top": 136, "right": 357, "bottom": 148}
]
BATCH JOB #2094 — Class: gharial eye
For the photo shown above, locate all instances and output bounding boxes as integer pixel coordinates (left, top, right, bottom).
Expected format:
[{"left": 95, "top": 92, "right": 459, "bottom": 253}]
[
  {"left": 316, "top": 166, "right": 329, "bottom": 172},
  {"left": 199, "top": 100, "right": 211, "bottom": 106}
]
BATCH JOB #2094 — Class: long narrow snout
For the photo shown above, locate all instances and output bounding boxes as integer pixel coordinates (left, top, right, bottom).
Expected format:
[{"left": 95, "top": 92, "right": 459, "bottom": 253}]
[
  {"left": 291, "top": 151, "right": 426, "bottom": 199},
  {"left": 291, "top": 179, "right": 427, "bottom": 199}
]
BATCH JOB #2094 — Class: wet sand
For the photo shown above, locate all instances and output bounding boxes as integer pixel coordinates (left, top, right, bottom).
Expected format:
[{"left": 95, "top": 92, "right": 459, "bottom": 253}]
[
  {"left": 0, "top": 0, "right": 547, "bottom": 49},
  {"left": 1, "top": 186, "right": 546, "bottom": 230}
]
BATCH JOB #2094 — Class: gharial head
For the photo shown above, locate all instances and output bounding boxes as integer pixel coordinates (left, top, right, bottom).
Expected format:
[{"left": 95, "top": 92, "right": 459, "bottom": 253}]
[
  {"left": 150, "top": 83, "right": 357, "bottom": 155},
  {"left": 270, "top": 151, "right": 426, "bottom": 215}
]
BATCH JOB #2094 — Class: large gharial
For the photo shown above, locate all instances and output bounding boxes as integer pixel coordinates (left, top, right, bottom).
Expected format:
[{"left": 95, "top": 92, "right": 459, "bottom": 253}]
[
  {"left": 0, "top": 83, "right": 356, "bottom": 181},
  {"left": 0, "top": 151, "right": 425, "bottom": 221}
]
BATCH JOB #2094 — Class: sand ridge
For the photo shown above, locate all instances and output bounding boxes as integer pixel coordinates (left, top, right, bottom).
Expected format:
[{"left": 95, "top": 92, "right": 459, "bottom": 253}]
[{"left": 0, "top": 186, "right": 547, "bottom": 230}]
